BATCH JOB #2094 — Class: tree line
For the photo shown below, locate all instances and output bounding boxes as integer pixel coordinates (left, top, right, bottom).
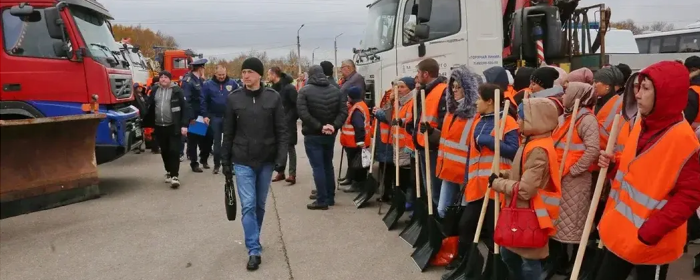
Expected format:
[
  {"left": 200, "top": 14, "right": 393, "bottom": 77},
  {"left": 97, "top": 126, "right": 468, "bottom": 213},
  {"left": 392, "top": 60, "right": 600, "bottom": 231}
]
[{"left": 610, "top": 20, "right": 675, "bottom": 35}]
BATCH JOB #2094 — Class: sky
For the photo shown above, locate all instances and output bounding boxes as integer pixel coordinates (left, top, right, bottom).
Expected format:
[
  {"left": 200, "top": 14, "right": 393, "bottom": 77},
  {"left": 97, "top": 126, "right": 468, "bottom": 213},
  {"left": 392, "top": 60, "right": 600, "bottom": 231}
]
[{"left": 101, "top": 0, "right": 699, "bottom": 63}]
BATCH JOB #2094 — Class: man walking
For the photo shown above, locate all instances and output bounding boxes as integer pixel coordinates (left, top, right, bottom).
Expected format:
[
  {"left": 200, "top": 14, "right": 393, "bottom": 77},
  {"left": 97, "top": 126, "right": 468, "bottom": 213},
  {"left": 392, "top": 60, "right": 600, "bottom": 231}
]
[
  {"left": 181, "top": 58, "right": 212, "bottom": 172},
  {"left": 142, "top": 71, "right": 191, "bottom": 188},
  {"left": 202, "top": 65, "right": 238, "bottom": 174},
  {"left": 297, "top": 65, "right": 347, "bottom": 210},
  {"left": 221, "top": 57, "right": 288, "bottom": 271},
  {"left": 268, "top": 66, "right": 299, "bottom": 184}
]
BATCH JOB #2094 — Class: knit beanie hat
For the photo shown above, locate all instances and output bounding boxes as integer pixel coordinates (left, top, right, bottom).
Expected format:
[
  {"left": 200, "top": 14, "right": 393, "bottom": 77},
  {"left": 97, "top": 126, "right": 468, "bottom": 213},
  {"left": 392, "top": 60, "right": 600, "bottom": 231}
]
[
  {"left": 320, "top": 61, "right": 334, "bottom": 77},
  {"left": 685, "top": 55, "right": 700, "bottom": 71},
  {"left": 399, "top": 76, "right": 416, "bottom": 90},
  {"left": 347, "top": 86, "right": 362, "bottom": 100},
  {"left": 593, "top": 66, "right": 624, "bottom": 87},
  {"left": 158, "top": 70, "right": 172, "bottom": 80},
  {"left": 616, "top": 63, "right": 632, "bottom": 85},
  {"left": 241, "top": 57, "right": 264, "bottom": 77},
  {"left": 530, "top": 67, "right": 559, "bottom": 89}
]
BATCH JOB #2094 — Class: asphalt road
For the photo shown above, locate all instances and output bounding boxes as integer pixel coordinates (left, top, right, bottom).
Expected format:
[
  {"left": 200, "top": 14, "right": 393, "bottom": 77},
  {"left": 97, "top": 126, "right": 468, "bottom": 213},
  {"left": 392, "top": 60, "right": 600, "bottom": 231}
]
[{"left": 1, "top": 135, "right": 698, "bottom": 280}]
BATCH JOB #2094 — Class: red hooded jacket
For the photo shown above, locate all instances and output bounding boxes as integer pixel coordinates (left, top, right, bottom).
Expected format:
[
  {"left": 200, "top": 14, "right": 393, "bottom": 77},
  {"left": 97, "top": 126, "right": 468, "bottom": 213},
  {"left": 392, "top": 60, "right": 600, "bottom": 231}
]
[{"left": 612, "top": 61, "right": 700, "bottom": 245}]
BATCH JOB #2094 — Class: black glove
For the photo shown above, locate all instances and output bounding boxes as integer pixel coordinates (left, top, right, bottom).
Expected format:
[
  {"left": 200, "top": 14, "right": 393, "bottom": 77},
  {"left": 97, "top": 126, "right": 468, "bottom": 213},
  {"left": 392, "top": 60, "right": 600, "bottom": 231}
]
[
  {"left": 274, "top": 164, "right": 285, "bottom": 173},
  {"left": 222, "top": 165, "right": 232, "bottom": 177},
  {"left": 391, "top": 118, "right": 404, "bottom": 127},
  {"left": 488, "top": 173, "right": 498, "bottom": 187},
  {"left": 405, "top": 122, "right": 415, "bottom": 134},
  {"left": 419, "top": 122, "right": 433, "bottom": 134}
]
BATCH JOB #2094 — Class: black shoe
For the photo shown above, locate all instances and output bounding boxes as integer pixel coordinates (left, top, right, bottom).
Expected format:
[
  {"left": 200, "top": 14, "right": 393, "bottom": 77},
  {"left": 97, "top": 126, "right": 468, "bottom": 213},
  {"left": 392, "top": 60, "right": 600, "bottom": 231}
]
[
  {"left": 201, "top": 163, "right": 211, "bottom": 169},
  {"left": 246, "top": 256, "right": 261, "bottom": 271},
  {"left": 311, "top": 190, "right": 317, "bottom": 195},
  {"left": 309, "top": 194, "right": 317, "bottom": 200},
  {"left": 339, "top": 179, "right": 353, "bottom": 186},
  {"left": 213, "top": 166, "right": 220, "bottom": 174},
  {"left": 307, "top": 202, "right": 329, "bottom": 210},
  {"left": 191, "top": 166, "right": 203, "bottom": 173},
  {"left": 343, "top": 183, "right": 362, "bottom": 193}
]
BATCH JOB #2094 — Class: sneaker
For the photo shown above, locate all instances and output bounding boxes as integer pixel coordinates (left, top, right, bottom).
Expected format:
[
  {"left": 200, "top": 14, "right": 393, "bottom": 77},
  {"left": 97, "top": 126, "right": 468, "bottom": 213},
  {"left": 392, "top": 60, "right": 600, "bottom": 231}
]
[
  {"left": 170, "top": 177, "right": 180, "bottom": 189},
  {"left": 165, "top": 173, "right": 172, "bottom": 184}
]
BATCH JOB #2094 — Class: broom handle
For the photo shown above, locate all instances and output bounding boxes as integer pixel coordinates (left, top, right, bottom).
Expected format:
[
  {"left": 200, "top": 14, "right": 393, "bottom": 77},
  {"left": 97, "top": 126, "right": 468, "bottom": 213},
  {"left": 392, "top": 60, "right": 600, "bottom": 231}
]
[
  {"left": 394, "top": 85, "right": 400, "bottom": 186},
  {"left": 493, "top": 95, "right": 510, "bottom": 254},
  {"left": 558, "top": 99, "right": 581, "bottom": 176},
  {"left": 414, "top": 90, "right": 422, "bottom": 198},
  {"left": 421, "top": 88, "right": 434, "bottom": 215},
  {"left": 570, "top": 114, "right": 621, "bottom": 279},
  {"left": 368, "top": 119, "right": 379, "bottom": 174}
]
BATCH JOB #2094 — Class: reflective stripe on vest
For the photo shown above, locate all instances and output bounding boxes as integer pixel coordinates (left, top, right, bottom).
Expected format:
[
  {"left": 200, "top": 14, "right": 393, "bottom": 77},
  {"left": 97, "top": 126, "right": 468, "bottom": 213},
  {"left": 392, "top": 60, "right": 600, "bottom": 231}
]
[
  {"left": 340, "top": 102, "right": 371, "bottom": 148},
  {"left": 691, "top": 85, "right": 700, "bottom": 129},
  {"left": 552, "top": 108, "right": 593, "bottom": 176},
  {"left": 416, "top": 83, "right": 448, "bottom": 148},
  {"left": 380, "top": 122, "right": 392, "bottom": 144},
  {"left": 521, "top": 137, "right": 562, "bottom": 236},
  {"left": 464, "top": 115, "right": 519, "bottom": 202},
  {"left": 436, "top": 115, "right": 476, "bottom": 184},
  {"left": 598, "top": 120, "right": 699, "bottom": 265}
]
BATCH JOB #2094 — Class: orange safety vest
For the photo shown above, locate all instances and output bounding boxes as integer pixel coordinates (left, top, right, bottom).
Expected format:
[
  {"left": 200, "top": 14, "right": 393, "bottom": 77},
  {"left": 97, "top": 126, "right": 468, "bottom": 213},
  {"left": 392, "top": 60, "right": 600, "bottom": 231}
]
[
  {"left": 397, "top": 98, "right": 415, "bottom": 151},
  {"left": 416, "top": 83, "right": 448, "bottom": 148},
  {"left": 340, "top": 102, "right": 372, "bottom": 148},
  {"left": 551, "top": 108, "right": 594, "bottom": 176},
  {"left": 596, "top": 94, "right": 623, "bottom": 151},
  {"left": 690, "top": 85, "right": 700, "bottom": 129},
  {"left": 613, "top": 117, "right": 634, "bottom": 163},
  {"left": 598, "top": 120, "right": 699, "bottom": 265},
  {"left": 465, "top": 114, "right": 519, "bottom": 202},
  {"left": 436, "top": 115, "right": 477, "bottom": 184},
  {"left": 379, "top": 89, "right": 393, "bottom": 144},
  {"left": 505, "top": 86, "right": 517, "bottom": 108},
  {"left": 519, "top": 137, "right": 562, "bottom": 236}
]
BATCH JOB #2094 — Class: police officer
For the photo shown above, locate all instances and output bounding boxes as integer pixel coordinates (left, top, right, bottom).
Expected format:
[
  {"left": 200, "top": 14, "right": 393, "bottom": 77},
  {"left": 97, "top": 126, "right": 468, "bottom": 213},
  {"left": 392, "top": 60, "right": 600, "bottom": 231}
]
[
  {"left": 181, "top": 58, "right": 213, "bottom": 172},
  {"left": 202, "top": 65, "right": 239, "bottom": 174}
]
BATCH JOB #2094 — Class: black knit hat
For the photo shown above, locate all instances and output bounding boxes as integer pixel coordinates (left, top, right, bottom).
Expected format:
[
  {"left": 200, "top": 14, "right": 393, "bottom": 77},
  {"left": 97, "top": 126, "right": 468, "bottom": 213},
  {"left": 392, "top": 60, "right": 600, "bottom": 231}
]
[
  {"left": 158, "top": 70, "right": 172, "bottom": 80},
  {"left": 320, "top": 61, "right": 334, "bottom": 77},
  {"left": 685, "top": 56, "right": 700, "bottom": 71},
  {"left": 530, "top": 67, "right": 559, "bottom": 89},
  {"left": 241, "top": 57, "right": 264, "bottom": 77}
]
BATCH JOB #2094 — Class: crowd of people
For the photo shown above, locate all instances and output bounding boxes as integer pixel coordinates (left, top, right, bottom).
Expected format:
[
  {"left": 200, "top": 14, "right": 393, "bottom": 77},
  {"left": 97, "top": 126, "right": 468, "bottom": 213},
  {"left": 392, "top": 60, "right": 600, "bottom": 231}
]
[{"left": 131, "top": 52, "right": 700, "bottom": 278}]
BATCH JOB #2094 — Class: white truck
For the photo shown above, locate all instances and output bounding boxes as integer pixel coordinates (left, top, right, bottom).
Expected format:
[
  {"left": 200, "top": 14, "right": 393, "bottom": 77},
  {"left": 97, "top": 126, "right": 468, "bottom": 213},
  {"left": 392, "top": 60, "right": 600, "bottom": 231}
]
[{"left": 115, "top": 41, "right": 150, "bottom": 85}]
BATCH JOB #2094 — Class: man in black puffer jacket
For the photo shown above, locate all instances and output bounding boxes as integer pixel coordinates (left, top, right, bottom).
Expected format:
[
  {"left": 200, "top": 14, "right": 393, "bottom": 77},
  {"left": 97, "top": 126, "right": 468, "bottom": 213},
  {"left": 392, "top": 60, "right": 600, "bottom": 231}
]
[
  {"left": 268, "top": 66, "right": 299, "bottom": 184},
  {"left": 297, "top": 65, "right": 348, "bottom": 210}
]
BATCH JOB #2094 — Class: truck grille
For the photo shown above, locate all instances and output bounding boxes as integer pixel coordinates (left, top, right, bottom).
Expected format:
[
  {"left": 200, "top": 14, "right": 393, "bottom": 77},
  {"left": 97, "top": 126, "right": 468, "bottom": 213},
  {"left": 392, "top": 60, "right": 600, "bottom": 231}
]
[{"left": 109, "top": 74, "right": 133, "bottom": 99}]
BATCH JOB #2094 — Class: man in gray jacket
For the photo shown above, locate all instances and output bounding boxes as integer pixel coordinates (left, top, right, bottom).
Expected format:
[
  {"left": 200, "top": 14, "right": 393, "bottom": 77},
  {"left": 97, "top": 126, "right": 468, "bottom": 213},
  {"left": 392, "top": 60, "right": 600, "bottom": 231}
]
[{"left": 340, "top": 59, "right": 366, "bottom": 100}]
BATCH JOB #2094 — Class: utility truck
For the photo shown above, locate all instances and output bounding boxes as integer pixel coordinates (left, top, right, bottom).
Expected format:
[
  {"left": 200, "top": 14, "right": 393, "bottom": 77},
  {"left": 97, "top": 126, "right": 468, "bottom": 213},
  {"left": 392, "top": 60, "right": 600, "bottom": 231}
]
[
  {"left": 151, "top": 46, "right": 203, "bottom": 84},
  {"left": 116, "top": 38, "right": 150, "bottom": 85},
  {"left": 0, "top": 0, "right": 142, "bottom": 164},
  {"left": 355, "top": 0, "right": 611, "bottom": 105}
]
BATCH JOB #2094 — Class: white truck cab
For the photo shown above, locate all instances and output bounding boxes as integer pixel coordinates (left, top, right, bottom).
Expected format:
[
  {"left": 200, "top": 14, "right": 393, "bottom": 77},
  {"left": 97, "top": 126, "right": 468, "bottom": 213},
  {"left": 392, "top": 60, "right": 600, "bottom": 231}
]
[
  {"left": 115, "top": 42, "right": 150, "bottom": 85},
  {"left": 355, "top": 0, "right": 503, "bottom": 105}
]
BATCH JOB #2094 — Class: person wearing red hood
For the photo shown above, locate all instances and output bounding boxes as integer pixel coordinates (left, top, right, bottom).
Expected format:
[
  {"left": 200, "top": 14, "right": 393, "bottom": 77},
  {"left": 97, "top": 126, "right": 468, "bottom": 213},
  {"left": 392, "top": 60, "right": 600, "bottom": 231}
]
[{"left": 596, "top": 61, "right": 700, "bottom": 280}]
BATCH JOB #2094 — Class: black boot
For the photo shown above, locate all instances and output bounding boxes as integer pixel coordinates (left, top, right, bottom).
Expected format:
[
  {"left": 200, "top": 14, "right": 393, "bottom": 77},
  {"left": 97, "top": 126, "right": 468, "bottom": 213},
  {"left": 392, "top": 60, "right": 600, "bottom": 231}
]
[
  {"left": 246, "top": 256, "right": 261, "bottom": 271},
  {"left": 542, "top": 239, "right": 563, "bottom": 280},
  {"left": 445, "top": 242, "right": 468, "bottom": 270}
]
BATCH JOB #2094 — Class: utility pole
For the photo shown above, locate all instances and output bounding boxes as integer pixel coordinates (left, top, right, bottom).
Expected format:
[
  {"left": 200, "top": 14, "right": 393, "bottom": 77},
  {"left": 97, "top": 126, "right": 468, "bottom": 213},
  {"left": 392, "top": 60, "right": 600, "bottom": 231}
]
[
  {"left": 297, "top": 24, "right": 305, "bottom": 77},
  {"left": 334, "top": 33, "right": 343, "bottom": 79},
  {"left": 312, "top": 47, "right": 319, "bottom": 65}
]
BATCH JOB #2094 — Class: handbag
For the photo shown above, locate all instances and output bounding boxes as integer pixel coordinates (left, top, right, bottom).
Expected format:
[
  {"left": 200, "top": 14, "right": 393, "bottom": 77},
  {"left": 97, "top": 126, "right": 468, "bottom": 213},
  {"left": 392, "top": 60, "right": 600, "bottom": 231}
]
[
  {"left": 224, "top": 177, "right": 237, "bottom": 221},
  {"left": 494, "top": 184, "right": 549, "bottom": 248}
]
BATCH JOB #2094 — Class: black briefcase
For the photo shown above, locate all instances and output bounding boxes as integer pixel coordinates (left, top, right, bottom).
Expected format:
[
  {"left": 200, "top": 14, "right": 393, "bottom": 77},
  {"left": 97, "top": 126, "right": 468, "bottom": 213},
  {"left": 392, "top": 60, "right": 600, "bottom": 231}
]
[{"left": 225, "top": 177, "right": 237, "bottom": 221}]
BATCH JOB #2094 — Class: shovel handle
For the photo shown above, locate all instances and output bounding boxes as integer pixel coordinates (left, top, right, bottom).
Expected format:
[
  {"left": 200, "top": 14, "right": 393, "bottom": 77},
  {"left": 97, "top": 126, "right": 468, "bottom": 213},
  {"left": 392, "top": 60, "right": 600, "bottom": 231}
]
[
  {"left": 570, "top": 114, "right": 621, "bottom": 279},
  {"left": 368, "top": 119, "right": 380, "bottom": 174},
  {"left": 558, "top": 99, "right": 581, "bottom": 176},
  {"left": 420, "top": 89, "right": 434, "bottom": 215},
  {"left": 414, "top": 90, "right": 421, "bottom": 199},
  {"left": 393, "top": 85, "right": 400, "bottom": 186},
  {"left": 492, "top": 96, "right": 510, "bottom": 254}
]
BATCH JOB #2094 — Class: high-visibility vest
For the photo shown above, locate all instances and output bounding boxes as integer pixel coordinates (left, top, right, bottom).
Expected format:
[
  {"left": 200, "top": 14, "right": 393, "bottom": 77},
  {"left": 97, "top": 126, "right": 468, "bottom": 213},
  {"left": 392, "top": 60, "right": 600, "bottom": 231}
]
[
  {"left": 551, "top": 108, "right": 594, "bottom": 177},
  {"left": 599, "top": 120, "right": 699, "bottom": 265},
  {"left": 397, "top": 98, "right": 415, "bottom": 150},
  {"left": 596, "top": 95, "right": 623, "bottom": 151},
  {"left": 464, "top": 114, "right": 519, "bottom": 202},
  {"left": 690, "top": 85, "right": 700, "bottom": 129},
  {"left": 379, "top": 90, "right": 393, "bottom": 144},
  {"left": 340, "top": 102, "right": 372, "bottom": 148},
  {"left": 505, "top": 86, "right": 517, "bottom": 108},
  {"left": 416, "top": 83, "right": 448, "bottom": 148},
  {"left": 613, "top": 117, "right": 634, "bottom": 163},
  {"left": 520, "top": 136, "right": 562, "bottom": 236},
  {"left": 436, "top": 114, "right": 476, "bottom": 184}
]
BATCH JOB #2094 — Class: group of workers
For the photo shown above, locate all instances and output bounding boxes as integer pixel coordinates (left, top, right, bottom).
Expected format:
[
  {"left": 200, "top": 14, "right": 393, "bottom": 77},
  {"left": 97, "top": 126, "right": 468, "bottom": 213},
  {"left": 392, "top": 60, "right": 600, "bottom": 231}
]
[{"left": 337, "top": 56, "right": 700, "bottom": 280}]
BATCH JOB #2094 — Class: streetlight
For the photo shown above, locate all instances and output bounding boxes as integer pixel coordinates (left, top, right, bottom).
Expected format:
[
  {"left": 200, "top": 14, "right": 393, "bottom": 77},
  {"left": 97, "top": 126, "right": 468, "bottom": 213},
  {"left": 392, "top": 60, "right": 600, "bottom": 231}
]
[
  {"left": 334, "top": 33, "right": 343, "bottom": 79},
  {"left": 311, "top": 47, "right": 320, "bottom": 65},
  {"left": 297, "top": 24, "right": 305, "bottom": 77}
]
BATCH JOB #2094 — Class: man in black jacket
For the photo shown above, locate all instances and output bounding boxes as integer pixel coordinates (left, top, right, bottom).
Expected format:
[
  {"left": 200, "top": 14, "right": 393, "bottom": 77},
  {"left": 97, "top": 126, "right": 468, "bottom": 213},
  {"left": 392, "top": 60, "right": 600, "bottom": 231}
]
[
  {"left": 141, "top": 71, "right": 191, "bottom": 188},
  {"left": 268, "top": 66, "right": 299, "bottom": 184},
  {"left": 221, "top": 57, "right": 288, "bottom": 271},
  {"left": 297, "top": 65, "right": 347, "bottom": 210}
]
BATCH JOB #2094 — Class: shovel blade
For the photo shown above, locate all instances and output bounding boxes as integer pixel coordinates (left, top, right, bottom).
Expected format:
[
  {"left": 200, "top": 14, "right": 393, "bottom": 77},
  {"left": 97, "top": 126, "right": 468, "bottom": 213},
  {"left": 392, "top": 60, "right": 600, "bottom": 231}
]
[
  {"left": 442, "top": 244, "right": 485, "bottom": 280},
  {"left": 411, "top": 217, "right": 444, "bottom": 272},
  {"left": 382, "top": 188, "right": 407, "bottom": 230},
  {"left": 400, "top": 199, "right": 427, "bottom": 246},
  {"left": 353, "top": 177, "right": 378, "bottom": 208}
]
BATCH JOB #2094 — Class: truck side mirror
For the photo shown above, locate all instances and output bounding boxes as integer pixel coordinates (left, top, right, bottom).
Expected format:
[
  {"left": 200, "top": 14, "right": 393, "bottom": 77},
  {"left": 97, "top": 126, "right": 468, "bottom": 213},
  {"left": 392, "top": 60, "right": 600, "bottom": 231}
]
[
  {"left": 132, "top": 45, "right": 140, "bottom": 53},
  {"left": 52, "top": 41, "right": 69, "bottom": 58},
  {"left": 43, "top": 7, "right": 64, "bottom": 40},
  {"left": 414, "top": 23, "right": 430, "bottom": 40},
  {"left": 416, "top": 0, "right": 432, "bottom": 23}
]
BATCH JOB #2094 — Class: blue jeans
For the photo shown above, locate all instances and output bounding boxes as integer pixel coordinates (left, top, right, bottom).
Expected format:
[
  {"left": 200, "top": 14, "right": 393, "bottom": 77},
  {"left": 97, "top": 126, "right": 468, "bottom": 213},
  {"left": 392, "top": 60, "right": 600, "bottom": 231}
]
[
  {"left": 234, "top": 163, "right": 274, "bottom": 256},
  {"left": 304, "top": 135, "right": 336, "bottom": 205},
  {"left": 417, "top": 149, "right": 442, "bottom": 208},
  {"left": 501, "top": 247, "right": 543, "bottom": 280},
  {"left": 210, "top": 117, "right": 223, "bottom": 167},
  {"left": 437, "top": 180, "right": 460, "bottom": 218}
]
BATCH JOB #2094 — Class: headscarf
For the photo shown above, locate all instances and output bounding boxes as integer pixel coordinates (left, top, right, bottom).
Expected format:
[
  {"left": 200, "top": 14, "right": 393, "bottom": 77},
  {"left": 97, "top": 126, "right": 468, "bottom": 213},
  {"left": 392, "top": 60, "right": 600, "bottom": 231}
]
[
  {"left": 568, "top": 68, "right": 594, "bottom": 84},
  {"left": 593, "top": 66, "right": 624, "bottom": 87},
  {"left": 551, "top": 66, "right": 569, "bottom": 88},
  {"left": 563, "top": 82, "right": 596, "bottom": 114}
]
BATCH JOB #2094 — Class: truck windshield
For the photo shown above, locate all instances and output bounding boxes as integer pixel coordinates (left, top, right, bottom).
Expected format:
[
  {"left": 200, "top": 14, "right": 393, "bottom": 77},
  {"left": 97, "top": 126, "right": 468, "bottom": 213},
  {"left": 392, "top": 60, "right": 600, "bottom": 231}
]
[
  {"left": 70, "top": 5, "right": 126, "bottom": 69},
  {"left": 361, "top": 0, "right": 399, "bottom": 54}
]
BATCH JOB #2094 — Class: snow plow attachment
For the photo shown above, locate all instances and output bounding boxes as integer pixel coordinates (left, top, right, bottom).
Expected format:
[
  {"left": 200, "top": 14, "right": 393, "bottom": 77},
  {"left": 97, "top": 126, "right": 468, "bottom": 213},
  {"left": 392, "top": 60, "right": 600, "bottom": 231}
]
[{"left": 0, "top": 114, "right": 106, "bottom": 219}]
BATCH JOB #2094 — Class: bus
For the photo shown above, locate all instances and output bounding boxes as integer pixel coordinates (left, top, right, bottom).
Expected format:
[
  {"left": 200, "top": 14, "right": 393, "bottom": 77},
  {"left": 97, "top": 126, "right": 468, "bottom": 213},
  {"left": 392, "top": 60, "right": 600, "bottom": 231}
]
[{"left": 634, "top": 24, "right": 700, "bottom": 54}]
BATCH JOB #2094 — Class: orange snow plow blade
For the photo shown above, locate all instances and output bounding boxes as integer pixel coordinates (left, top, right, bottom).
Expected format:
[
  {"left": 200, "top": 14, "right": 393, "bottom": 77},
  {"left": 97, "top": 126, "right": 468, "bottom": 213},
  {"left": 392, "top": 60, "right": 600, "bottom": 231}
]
[{"left": 0, "top": 114, "right": 105, "bottom": 219}]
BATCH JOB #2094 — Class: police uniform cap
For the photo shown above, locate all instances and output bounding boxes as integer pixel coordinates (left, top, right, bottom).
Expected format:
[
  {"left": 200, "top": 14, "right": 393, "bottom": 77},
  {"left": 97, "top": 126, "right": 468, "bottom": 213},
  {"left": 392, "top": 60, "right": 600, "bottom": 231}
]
[{"left": 191, "top": 58, "right": 208, "bottom": 66}]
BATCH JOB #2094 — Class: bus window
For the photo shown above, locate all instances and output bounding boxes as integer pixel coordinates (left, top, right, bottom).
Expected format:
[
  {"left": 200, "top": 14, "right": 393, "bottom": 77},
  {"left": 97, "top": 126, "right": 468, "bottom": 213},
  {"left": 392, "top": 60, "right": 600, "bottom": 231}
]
[
  {"left": 649, "top": 38, "right": 661, "bottom": 53},
  {"left": 680, "top": 33, "right": 700, "bottom": 52},
  {"left": 660, "top": 36, "right": 679, "bottom": 53},
  {"left": 636, "top": 38, "right": 649, "bottom": 53}
]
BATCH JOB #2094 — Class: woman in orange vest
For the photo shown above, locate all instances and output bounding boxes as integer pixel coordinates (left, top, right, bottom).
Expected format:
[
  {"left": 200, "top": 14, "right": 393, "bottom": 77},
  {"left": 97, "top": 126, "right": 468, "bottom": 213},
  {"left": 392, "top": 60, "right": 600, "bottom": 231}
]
[
  {"left": 451, "top": 83, "right": 520, "bottom": 269},
  {"left": 596, "top": 61, "right": 700, "bottom": 280},
  {"left": 387, "top": 78, "right": 417, "bottom": 202},
  {"left": 339, "top": 86, "right": 372, "bottom": 193},
  {"left": 683, "top": 57, "right": 700, "bottom": 129},
  {"left": 434, "top": 66, "right": 481, "bottom": 218},
  {"left": 548, "top": 82, "right": 600, "bottom": 275},
  {"left": 491, "top": 97, "right": 562, "bottom": 280},
  {"left": 483, "top": 66, "right": 518, "bottom": 118}
]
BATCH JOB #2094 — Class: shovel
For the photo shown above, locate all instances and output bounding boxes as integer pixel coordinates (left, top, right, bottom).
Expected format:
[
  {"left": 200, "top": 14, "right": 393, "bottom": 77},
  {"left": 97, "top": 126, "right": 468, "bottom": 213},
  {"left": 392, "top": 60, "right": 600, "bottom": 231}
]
[
  {"left": 569, "top": 114, "right": 622, "bottom": 280},
  {"left": 336, "top": 149, "right": 344, "bottom": 191},
  {"left": 383, "top": 84, "right": 407, "bottom": 228},
  {"left": 486, "top": 94, "right": 509, "bottom": 280},
  {"left": 400, "top": 89, "right": 428, "bottom": 246},
  {"left": 224, "top": 176, "right": 237, "bottom": 221},
  {"left": 353, "top": 121, "right": 381, "bottom": 208},
  {"left": 411, "top": 88, "right": 445, "bottom": 272}
]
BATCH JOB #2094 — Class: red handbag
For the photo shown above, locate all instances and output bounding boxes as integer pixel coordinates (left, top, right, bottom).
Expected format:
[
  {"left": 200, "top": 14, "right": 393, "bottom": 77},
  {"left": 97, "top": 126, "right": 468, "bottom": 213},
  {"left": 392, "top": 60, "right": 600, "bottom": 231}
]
[{"left": 494, "top": 184, "right": 549, "bottom": 248}]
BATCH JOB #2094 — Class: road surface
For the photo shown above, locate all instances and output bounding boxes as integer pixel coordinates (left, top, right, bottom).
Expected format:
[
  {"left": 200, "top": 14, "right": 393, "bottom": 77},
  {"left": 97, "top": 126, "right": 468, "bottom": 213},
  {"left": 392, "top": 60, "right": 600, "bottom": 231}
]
[{"left": 1, "top": 135, "right": 698, "bottom": 280}]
